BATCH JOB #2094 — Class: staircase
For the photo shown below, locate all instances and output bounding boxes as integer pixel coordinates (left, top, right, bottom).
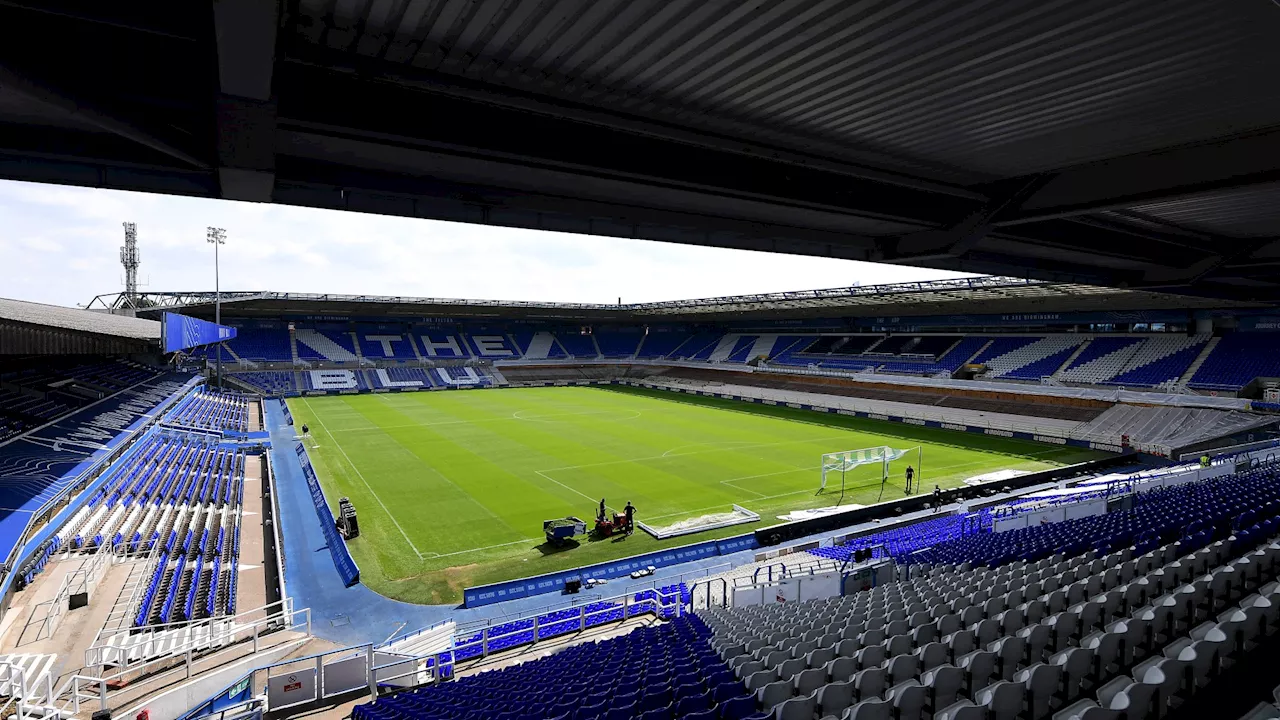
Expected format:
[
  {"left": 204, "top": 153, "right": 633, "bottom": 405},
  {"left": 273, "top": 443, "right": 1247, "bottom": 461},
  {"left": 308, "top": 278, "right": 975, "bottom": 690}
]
[
  {"left": 631, "top": 332, "right": 648, "bottom": 360},
  {"left": 289, "top": 326, "right": 302, "bottom": 366},
  {"left": 1177, "top": 336, "right": 1220, "bottom": 390},
  {"left": 0, "top": 653, "right": 58, "bottom": 705},
  {"left": 1052, "top": 337, "right": 1093, "bottom": 376},
  {"left": 708, "top": 335, "right": 741, "bottom": 363},
  {"left": 350, "top": 331, "right": 373, "bottom": 366},
  {"left": 964, "top": 339, "right": 994, "bottom": 366},
  {"left": 521, "top": 332, "right": 557, "bottom": 361}
]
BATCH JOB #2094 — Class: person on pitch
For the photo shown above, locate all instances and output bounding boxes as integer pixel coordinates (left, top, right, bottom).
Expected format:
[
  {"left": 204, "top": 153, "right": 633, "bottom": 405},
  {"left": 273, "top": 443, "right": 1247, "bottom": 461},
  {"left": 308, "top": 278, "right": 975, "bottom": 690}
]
[
  {"left": 933, "top": 484, "right": 942, "bottom": 511},
  {"left": 625, "top": 501, "right": 636, "bottom": 535},
  {"left": 598, "top": 497, "right": 607, "bottom": 524},
  {"left": 904, "top": 465, "right": 915, "bottom": 494}
]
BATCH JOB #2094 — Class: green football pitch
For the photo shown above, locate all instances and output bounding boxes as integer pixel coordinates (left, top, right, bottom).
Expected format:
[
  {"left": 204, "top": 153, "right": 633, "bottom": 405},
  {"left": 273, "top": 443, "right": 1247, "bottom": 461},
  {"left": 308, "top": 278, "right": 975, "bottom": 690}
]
[{"left": 287, "top": 386, "right": 1107, "bottom": 604}]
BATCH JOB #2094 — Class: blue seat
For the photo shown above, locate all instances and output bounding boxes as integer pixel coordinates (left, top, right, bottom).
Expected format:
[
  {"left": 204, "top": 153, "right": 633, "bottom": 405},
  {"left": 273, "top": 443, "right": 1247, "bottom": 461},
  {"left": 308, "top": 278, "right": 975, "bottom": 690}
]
[
  {"left": 684, "top": 710, "right": 719, "bottom": 720},
  {"left": 574, "top": 700, "right": 606, "bottom": 720},
  {"left": 640, "top": 689, "right": 673, "bottom": 712},
  {"left": 712, "top": 681, "right": 747, "bottom": 704},
  {"left": 604, "top": 700, "right": 635, "bottom": 720},
  {"left": 675, "top": 691, "right": 711, "bottom": 716},
  {"left": 674, "top": 681, "right": 704, "bottom": 701},
  {"left": 720, "top": 695, "right": 759, "bottom": 720},
  {"left": 637, "top": 707, "right": 672, "bottom": 720}
]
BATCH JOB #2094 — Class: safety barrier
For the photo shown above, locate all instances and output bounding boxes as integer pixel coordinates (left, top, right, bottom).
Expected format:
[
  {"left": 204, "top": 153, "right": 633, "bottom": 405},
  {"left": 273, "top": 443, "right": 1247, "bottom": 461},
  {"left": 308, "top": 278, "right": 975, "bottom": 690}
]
[
  {"left": 295, "top": 443, "right": 360, "bottom": 586},
  {"left": 462, "top": 533, "right": 756, "bottom": 607}
]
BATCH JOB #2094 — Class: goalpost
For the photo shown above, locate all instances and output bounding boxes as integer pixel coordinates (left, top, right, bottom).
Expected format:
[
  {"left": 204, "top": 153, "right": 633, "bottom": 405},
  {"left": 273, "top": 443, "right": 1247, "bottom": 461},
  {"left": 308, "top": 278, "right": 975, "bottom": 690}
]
[{"left": 819, "top": 445, "right": 923, "bottom": 500}]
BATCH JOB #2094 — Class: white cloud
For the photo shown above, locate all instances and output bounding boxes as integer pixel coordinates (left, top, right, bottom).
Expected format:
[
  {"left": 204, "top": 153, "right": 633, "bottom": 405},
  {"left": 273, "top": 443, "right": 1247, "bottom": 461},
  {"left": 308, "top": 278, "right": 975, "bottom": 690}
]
[{"left": 0, "top": 179, "right": 974, "bottom": 307}]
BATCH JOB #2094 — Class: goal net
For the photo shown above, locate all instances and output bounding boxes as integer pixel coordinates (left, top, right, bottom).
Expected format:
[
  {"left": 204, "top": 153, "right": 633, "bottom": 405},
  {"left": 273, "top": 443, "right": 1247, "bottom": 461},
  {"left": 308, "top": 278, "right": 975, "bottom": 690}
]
[{"left": 819, "top": 446, "right": 922, "bottom": 495}]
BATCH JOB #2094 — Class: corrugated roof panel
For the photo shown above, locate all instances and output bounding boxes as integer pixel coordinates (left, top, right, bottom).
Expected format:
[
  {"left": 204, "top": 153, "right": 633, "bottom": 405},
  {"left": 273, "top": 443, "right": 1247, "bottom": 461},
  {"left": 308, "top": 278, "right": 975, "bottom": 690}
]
[
  {"left": 303, "top": 0, "right": 1280, "bottom": 180},
  {"left": 0, "top": 298, "right": 160, "bottom": 340},
  {"left": 1128, "top": 183, "right": 1280, "bottom": 239}
]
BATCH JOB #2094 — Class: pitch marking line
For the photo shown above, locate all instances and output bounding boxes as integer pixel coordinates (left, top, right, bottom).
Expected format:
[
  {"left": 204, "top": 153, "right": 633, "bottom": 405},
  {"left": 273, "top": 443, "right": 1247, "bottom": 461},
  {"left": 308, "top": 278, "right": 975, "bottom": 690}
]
[
  {"left": 330, "top": 407, "right": 642, "bottom": 433},
  {"left": 539, "top": 435, "right": 852, "bottom": 474},
  {"left": 534, "top": 469, "right": 603, "bottom": 506},
  {"left": 419, "top": 537, "right": 534, "bottom": 560},
  {"left": 662, "top": 440, "right": 757, "bottom": 457},
  {"left": 302, "top": 398, "right": 426, "bottom": 560},
  {"left": 512, "top": 409, "right": 642, "bottom": 422}
]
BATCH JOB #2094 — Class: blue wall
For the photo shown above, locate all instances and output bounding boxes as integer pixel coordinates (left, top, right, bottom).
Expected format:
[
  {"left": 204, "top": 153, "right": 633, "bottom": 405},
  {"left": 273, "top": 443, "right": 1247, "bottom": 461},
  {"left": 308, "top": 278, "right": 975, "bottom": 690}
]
[
  {"left": 464, "top": 533, "right": 758, "bottom": 607},
  {"left": 295, "top": 443, "right": 361, "bottom": 587}
]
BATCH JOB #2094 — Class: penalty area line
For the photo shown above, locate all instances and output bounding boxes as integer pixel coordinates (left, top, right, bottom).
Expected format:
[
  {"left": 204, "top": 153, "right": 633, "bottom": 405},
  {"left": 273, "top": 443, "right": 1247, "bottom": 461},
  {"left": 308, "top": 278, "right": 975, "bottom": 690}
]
[{"left": 418, "top": 537, "right": 535, "bottom": 560}]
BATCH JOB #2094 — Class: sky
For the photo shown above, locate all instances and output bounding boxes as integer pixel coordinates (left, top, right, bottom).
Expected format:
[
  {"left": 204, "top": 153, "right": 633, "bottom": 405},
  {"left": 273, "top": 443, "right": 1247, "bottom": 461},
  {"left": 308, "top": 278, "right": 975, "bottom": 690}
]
[{"left": 0, "top": 179, "right": 972, "bottom": 308}]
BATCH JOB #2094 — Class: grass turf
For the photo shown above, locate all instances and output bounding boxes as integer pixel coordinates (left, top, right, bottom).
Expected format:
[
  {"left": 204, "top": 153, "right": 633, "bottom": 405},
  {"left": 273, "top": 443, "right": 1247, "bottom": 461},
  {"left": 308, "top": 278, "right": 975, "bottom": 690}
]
[{"left": 287, "top": 385, "right": 1107, "bottom": 605}]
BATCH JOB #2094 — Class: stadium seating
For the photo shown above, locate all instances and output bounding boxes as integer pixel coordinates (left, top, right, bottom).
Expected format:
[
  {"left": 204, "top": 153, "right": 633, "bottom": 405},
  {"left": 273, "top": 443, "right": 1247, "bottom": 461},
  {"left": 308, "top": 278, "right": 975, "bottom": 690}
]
[
  {"left": 1190, "top": 334, "right": 1280, "bottom": 391},
  {"left": 1057, "top": 337, "right": 1146, "bottom": 383},
  {"left": 467, "top": 334, "right": 521, "bottom": 358},
  {"left": 0, "top": 358, "right": 164, "bottom": 441},
  {"left": 296, "top": 329, "right": 360, "bottom": 362},
  {"left": 371, "top": 367, "right": 437, "bottom": 389},
  {"left": 357, "top": 331, "right": 421, "bottom": 361},
  {"left": 981, "top": 336, "right": 1082, "bottom": 379},
  {"left": 512, "top": 331, "right": 568, "bottom": 360},
  {"left": 166, "top": 391, "right": 250, "bottom": 432},
  {"left": 637, "top": 331, "right": 701, "bottom": 359},
  {"left": 223, "top": 327, "right": 293, "bottom": 362},
  {"left": 229, "top": 371, "right": 297, "bottom": 396},
  {"left": 595, "top": 331, "right": 645, "bottom": 358},
  {"left": 557, "top": 332, "right": 600, "bottom": 358},
  {"left": 49, "top": 428, "right": 247, "bottom": 627},
  {"left": 357, "top": 616, "right": 763, "bottom": 720},
  {"left": 363, "top": 458, "right": 1280, "bottom": 720}
]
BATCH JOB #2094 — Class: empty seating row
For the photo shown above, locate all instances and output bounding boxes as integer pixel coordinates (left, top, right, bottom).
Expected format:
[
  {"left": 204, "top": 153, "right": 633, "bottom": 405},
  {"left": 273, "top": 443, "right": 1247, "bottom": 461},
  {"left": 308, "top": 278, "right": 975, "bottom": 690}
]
[{"left": 166, "top": 391, "right": 250, "bottom": 433}]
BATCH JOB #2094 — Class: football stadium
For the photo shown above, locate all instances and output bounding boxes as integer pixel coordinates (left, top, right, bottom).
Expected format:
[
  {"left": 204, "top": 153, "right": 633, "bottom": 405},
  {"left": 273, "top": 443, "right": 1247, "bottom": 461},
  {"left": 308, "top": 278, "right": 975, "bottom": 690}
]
[{"left": 4, "top": 2, "right": 1280, "bottom": 720}]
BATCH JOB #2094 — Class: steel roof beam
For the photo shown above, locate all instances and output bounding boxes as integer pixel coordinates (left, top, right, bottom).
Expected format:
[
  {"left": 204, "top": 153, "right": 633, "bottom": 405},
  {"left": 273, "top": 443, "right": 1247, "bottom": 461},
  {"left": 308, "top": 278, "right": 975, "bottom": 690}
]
[
  {"left": 213, "top": 0, "right": 280, "bottom": 202},
  {"left": 995, "top": 129, "right": 1280, "bottom": 226}
]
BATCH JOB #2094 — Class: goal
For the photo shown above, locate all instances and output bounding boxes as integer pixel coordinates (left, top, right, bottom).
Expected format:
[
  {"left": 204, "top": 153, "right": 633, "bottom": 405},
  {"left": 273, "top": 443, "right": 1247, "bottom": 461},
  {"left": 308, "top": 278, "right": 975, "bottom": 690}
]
[{"left": 819, "top": 446, "right": 923, "bottom": 497}]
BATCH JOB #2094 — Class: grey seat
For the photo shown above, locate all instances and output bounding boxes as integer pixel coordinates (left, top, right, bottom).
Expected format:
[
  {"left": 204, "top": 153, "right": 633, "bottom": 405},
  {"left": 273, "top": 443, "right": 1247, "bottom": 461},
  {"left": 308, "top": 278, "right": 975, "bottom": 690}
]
[
  {"left": 935, "top": 700, "right": 986, "bottom": 720},
  {"left": 757, "top": 679, "right": 793, "bottom": 713},
  {"left": 886, "top": 653, "right": 918, "bottom": 686},
  {"left": 775, "top": 694, "right": 816, "bottom": 720},
  {"left": 1096, "top": 675, "right": 1158, "bottom": 720},
  {"left": 1052, "top": 699, "right": 1121, "bottom": 720},
  {"left": 844, "top": 697, "right": 892, "bottom": 720},
  {"left": 1051, "top": 647, "right": 1094, "bottom": 703},
  {"left": 886, "top": 679, "right": 927, "bottom": 720},
  {"left": 921, "top": 664, "right": 964, "bottom": 713},
  {"left": 857, "top": 644, "right": 886, "bottom": 670},
  {"left": 826, "top": 655, "right": 859, "bottom": 683},
  {"left": 816, "top": 679, "right": 856, "bottom": 718},
  {"left": 1081, "top": 629, "right": 1122, "bottom": 683},
  {"left": 1132, "top": 655, "right": 1184, "bottom": 719},
  {"left": 916, "top": 641, "right": 949, "bottom": 672},
  {"left": 809, "top": 646, "right": 838, "bottom": 669},
  {"left": 1015, "top": 662, "right": 1062, "bottom": 720},
  {"left": 987, "top": 635, "right": 1026, "bottom": 681},
  {"left": 747, "top": 667, "right": 781, "bottom": 691},
  {"left": 956, "top": 649, "right": 997, "bottom": 697},
  {"left": 1020, "top": 624, "right": 1053, "bottom": 666},
  {"left": 977, "top": 679, "right": 1025, "bottom": 720},
  {"left": 795, "top": 667, "right": 827, "bottom": 696},
  {"left": 853, "top": 666, "right": 886, "bottom": 701},
  {"left": 945, "top": 629, "right": 976, "bottom": 661}
]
